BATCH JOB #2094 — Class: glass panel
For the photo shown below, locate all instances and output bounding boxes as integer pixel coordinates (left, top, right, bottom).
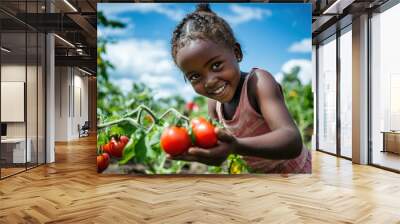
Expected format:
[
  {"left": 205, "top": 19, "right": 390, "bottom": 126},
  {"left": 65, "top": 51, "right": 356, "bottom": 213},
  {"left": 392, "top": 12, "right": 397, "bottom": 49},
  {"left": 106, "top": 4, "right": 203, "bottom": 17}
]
[
  {"left": 317, "top": 35, "right": 337, "bottom": 154},
  {"left": 26, "top": 0, "right": 38, "bottom": 169},
  {"left": 38, "top": 32, "right": 45, "bottom": 165},
  {"left": 27, "top": 30, "right": 38, "bottom": 169},
  {"left": 339, "top": 27, "right": 352, "bottom": 158},
  {"left": 371, "top": 4, "right": 400, "bottom": 171},
  {"left": 0, "top": 13, "right": 27, "bottom": 177}
]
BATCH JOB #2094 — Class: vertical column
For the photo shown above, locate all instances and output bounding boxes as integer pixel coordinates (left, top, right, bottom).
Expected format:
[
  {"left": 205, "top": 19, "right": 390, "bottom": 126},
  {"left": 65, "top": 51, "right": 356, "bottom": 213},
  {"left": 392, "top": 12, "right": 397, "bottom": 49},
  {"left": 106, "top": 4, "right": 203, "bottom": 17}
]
[
  {"left": 352, "top": 14, "right": 369, "bottom": 164},
  {"left": 88, "top": 76, "right": 97, "bottom": 134},
  {"left": 46, "top": 0, "right": 55, "bottom": 163}
]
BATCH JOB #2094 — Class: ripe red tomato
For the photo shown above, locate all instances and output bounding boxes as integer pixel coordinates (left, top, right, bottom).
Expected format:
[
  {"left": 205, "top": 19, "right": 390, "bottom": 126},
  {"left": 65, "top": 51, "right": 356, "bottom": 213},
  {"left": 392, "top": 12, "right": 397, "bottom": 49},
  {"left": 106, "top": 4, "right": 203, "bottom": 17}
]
[
  {"left": 191, "top": 117, "right": 217, "bottom": 149},
  {"left": 97, "top": 153, "right": 110, "bottom": 173},
  {"left": 102, "top": 141, "right": 115, "bottom": 155},
  {"left": 120, "top": 135, "right": 129, "bottom": 146},
  {"left": 160, "top": 126, "right": 191, "bottom": 156},
  {"left": 186, "top": 102, "right": 199, "bottom": 112},
  {"left": 110, "top": 137, "right": 124, "bottom": 158},
  {"left": 191, "top": 117, "right": 208, "bottom": 127}
]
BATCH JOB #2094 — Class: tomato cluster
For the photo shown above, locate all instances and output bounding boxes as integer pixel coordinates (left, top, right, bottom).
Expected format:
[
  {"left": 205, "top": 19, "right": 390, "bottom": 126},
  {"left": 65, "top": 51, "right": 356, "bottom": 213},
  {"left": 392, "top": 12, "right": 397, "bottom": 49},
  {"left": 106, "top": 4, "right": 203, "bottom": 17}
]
[
  {"left": 97, "top": 135, "right": 129, "bottom": 172},
  {"left": 102, "top": 135, "right": 129, "bottom": 158},
  {"left": 160, "top": 117, "right": 217, "bottom": 156}
]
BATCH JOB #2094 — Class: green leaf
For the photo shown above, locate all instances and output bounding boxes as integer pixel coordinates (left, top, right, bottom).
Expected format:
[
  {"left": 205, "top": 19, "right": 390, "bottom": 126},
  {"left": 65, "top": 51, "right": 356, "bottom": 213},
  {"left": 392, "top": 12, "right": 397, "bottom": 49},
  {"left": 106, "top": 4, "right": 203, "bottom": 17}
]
[
  {"left": 97, "top": 131, "right": 109, "bottom": 148},
  {"left": 119, "top": 132, "right": 142, "bottom": 165},
  {"left": 109, "top": 126, "right": 124, "bottom": 137},
  {"left": 134, "top": 133, "right": 149, "bottom": 164},
  {"left": 148, "top": 128, "right": 162, "bottom": 146}
]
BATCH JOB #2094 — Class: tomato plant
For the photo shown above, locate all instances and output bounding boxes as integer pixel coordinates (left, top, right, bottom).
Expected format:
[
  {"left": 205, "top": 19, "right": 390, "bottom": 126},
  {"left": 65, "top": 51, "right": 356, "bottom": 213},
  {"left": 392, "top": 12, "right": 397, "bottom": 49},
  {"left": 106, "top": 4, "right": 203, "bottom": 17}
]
[
  {"left": 160, "top": 126, "right": 191, "bottom": 156},
  {"left": 97, "top": 105, "right": 250, "bottom": 174}
]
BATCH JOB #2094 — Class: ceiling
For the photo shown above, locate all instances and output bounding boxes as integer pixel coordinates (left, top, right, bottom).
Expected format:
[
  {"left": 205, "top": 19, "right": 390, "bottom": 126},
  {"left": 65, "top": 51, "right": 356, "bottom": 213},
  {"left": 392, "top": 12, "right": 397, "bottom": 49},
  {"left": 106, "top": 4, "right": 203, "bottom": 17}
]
[
  {"left": 0, "top": 0, "right": 97, "bottom": 75},
  {"left": 311, "top": 0, "right": 390, "bottom": 43}
]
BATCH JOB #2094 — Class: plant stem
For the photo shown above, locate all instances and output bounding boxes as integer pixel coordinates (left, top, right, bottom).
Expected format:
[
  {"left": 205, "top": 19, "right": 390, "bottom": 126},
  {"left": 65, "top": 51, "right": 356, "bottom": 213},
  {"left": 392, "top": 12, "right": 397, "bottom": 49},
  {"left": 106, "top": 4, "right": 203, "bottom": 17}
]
[
  {"left": 123, "top": 107, "right": 141, "bottom": 118},
  {"left": 159, "top": 108, "right": 190, "bottom": 124},
  {"left": 97, "top": 117, "right": 140, "bottom": 129},
  {"left": 136, "top": 105, "right": 159, "bottom": 124},
  {"left": 98, "top": 104, "right": 189, "bottom": 131}
]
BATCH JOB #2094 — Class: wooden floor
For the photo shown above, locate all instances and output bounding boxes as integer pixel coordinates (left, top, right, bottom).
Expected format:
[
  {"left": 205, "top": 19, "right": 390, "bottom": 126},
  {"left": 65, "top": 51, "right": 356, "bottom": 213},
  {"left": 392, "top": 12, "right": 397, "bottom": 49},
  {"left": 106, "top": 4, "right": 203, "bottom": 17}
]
[
  {"left": 0, "top": 136, "right": 400, "bottom": 223},
  {"left": 1, "top": 167, "right": 26, "bottom": 178}
]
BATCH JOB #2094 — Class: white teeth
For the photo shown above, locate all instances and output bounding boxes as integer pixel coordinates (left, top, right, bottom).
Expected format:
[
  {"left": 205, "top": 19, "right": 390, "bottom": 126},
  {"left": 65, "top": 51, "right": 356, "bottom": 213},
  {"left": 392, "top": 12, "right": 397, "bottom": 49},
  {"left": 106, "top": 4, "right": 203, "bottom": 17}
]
[{"left": 214, "top": 84, "right": 225, "bottom": 95}]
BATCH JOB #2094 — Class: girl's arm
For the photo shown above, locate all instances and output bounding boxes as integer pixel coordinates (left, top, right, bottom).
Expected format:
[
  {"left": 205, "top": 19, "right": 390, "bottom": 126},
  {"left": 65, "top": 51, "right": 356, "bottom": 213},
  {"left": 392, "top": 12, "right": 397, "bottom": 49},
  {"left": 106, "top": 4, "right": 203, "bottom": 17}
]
[{"left": 232, "top": 69, "right": 303, "bottom": 160}]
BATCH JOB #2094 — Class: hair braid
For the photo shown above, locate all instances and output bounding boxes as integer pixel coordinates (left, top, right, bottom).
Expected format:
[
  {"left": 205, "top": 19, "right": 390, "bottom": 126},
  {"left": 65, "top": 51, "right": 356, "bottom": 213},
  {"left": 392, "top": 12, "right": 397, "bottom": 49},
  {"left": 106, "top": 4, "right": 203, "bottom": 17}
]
[{"left": 171, "top": 3, "right": 238, "bottom": 65}]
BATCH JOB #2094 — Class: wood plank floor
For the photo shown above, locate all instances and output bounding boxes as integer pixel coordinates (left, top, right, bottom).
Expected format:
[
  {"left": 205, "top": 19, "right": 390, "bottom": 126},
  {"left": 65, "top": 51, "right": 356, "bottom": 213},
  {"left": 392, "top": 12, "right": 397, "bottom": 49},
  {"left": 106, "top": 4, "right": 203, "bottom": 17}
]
[{"left": 1, "top": 136, "right": 400, "bottom": 223}]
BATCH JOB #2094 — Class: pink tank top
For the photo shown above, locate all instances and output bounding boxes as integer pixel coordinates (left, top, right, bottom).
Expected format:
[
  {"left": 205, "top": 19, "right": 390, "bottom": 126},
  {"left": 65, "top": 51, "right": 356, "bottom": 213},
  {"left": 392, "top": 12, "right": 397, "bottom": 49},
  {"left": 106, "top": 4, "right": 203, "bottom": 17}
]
[{"left": 216, "top": 68, "right": 311, "bottom": 173}]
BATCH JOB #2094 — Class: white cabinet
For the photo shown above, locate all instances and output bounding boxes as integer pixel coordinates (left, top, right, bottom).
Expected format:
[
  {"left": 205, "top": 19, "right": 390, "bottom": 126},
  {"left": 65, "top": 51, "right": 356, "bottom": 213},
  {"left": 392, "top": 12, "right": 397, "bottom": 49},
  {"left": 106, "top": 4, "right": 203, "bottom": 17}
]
[{"left": 1, "top": 138, "right": 32, "bottom": 163}]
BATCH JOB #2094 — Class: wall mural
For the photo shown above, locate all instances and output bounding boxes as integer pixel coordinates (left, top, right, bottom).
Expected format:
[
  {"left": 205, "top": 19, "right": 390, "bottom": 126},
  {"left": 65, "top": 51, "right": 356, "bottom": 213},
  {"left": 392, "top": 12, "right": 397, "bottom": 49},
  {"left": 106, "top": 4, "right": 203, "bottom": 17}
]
[{"left": 97, "top": 3, "right": 313, "bottom": 175}]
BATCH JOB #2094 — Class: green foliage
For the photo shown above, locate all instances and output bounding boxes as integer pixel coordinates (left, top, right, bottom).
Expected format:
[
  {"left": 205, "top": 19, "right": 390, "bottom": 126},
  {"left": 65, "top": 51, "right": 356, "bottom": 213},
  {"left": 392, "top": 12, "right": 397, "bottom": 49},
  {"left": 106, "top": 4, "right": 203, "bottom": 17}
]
[
  {"left": 280, "top": 66, "right": 314, "bottom": 149},
  {"left": 98, "top": 12, "right": 126, "bottom": 29}
]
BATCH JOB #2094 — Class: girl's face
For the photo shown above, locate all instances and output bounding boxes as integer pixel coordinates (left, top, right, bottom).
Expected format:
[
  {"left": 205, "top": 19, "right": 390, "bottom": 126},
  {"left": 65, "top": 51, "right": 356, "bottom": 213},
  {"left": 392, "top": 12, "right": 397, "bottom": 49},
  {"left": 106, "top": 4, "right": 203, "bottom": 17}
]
[{"left": 176, "top": 39, "right": 241, "bottom": 103}]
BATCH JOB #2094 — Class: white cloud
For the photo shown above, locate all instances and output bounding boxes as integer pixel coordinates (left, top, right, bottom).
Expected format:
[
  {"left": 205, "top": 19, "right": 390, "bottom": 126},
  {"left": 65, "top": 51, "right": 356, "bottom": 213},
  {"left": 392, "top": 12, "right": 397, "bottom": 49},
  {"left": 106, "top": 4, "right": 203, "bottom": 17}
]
[
  {"left": 221, "top": 4, "right": 272, "bottom": 26},
  {"left": 106, "top": 38, "right": 175, "bottom": 78},
  {"left": 150, "top": 83, "right": 194, "bottom": 101},
  {"left": 275, "top": 59, "right": 312, "bottom": 84},
  {"left": 274, "top": 72, "right": 284, "bottom": 83},
  {"left": 138, "top": 73, "right": 176, "bottom": 89},
  {"left": 112, "top": 78, "right": 134, "bottom": 93},
  {"left": 288, "top": 38, "right": 311, "bottom": 53},
  {"left": 105, "top": 38, "right": 196, "bottom": 101},
  {"left": 99, "top": 3, "right": 185, "bottom": 21}
]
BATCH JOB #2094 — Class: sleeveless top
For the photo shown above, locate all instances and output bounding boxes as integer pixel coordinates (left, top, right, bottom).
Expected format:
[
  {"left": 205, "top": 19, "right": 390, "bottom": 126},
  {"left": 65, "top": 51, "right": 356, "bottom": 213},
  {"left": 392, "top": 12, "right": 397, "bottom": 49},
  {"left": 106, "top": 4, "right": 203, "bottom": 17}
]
[{"left": 215, "top": 68, "right": 311, "bottom": 173}]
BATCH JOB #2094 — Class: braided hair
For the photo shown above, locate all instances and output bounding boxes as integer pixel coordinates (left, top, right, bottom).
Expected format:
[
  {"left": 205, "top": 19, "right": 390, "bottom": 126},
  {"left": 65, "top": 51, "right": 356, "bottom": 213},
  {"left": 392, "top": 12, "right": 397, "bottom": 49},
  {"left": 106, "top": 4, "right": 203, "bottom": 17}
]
[{"left": 171, "top": 3, "right": 239, "bottom": 65}]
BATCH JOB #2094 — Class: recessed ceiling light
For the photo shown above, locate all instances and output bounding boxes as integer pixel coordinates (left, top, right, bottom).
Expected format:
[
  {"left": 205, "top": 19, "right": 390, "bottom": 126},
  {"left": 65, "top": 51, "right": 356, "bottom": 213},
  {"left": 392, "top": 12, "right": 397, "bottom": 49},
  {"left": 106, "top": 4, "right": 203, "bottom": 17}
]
[
  {"left": 78, "top": 67, "right": 92, "bottom": 76},
  {"left": 1, "top": 47, "right": 11, "bottom": 53},
  {"left": 63, "top": 0, "right": 78, "bottom": 12},
  {"left": 54, "top": 34, "right": 75, "bottom": 48}
]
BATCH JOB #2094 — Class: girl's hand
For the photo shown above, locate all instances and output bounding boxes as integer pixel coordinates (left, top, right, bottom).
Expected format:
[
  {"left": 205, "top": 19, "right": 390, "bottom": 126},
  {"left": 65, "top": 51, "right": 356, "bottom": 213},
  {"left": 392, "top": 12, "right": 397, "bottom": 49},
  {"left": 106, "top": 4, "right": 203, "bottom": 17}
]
[{"left": 167, "top": 128, "right": 238, "bottom": 166}]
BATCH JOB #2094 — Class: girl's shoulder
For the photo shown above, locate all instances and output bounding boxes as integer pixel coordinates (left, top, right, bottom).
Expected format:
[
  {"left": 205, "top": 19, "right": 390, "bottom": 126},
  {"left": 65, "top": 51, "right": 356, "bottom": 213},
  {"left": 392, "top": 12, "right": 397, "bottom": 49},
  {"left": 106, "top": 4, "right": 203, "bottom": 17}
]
[
  {"left": 207, "top": 99, "right": 218, "bottom": 120},
  {"left": 248, "top": 68, "right": 283, "bottom": 100},
  {"left": 248, "top": 68, "right": 278, "bottom": 87}
]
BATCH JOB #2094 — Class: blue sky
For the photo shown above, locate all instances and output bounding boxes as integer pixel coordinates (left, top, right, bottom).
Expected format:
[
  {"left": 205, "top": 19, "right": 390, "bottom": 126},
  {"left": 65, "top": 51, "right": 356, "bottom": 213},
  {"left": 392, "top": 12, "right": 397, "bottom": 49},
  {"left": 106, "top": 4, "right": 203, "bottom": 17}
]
[{"left": 98, "top": 3, "right": 312, "bottom": 100}]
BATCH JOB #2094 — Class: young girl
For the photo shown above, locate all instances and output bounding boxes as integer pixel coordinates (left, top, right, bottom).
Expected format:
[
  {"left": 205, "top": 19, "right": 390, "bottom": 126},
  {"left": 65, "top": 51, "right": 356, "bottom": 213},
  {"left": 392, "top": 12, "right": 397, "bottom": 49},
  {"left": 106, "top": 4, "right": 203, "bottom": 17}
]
[{"left": 168, "top": 4, "right": 311, "bottom": 173}]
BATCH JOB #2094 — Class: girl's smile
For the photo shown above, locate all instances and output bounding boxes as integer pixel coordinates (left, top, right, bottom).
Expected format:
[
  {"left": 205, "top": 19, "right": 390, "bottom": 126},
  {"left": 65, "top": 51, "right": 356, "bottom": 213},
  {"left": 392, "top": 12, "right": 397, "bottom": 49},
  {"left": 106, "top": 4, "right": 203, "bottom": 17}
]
[{"left": 175, "top": 39, "right": 242, "bottom": 103}]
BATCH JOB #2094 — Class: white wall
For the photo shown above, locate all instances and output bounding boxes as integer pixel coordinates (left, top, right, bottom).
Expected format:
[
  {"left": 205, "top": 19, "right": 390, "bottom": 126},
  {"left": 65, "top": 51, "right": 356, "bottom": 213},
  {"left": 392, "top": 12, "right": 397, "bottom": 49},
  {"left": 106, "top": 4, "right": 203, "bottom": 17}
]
[
  {"left": 55, "top": 67, "right": 69, "bottom": 141},
  {"left": 55, "top": 67, "right": 89, "bottom": 141}
]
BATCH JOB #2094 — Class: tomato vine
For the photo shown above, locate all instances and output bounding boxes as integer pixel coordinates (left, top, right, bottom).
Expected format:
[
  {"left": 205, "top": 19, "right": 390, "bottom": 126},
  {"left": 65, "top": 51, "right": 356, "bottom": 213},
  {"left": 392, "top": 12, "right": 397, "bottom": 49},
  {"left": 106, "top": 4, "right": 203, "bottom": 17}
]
[{"left": 97, "top": 104, "right": 248, "bottom": 174}]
